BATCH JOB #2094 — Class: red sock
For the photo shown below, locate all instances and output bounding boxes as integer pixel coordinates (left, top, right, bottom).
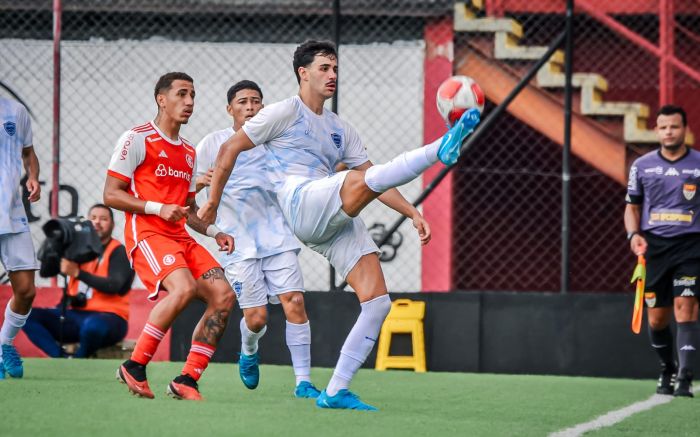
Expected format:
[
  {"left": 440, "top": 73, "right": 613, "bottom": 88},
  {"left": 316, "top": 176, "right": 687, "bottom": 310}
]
[
  {"left": 182, "top": 342, "right": 215, "bottom": 381},
  {"left": 130, "top": 323, "right": 166, "bottom": 366}
]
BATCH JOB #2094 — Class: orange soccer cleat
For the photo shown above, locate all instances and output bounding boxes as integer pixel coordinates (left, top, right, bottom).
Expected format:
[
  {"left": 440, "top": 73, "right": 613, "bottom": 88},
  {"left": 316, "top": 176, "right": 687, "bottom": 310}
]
[
  {"left": 167, "top": 374, "right": 203, "bottom": 401},
  {"left": 116, "top": 360, "right": 155, "bottom": 399}
]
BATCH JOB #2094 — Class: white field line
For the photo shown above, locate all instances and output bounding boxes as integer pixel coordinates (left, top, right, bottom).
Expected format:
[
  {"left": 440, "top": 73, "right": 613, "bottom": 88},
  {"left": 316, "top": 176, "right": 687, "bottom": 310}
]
[{"left": 549, "top": 386, "right": 700, "bottom": 437}]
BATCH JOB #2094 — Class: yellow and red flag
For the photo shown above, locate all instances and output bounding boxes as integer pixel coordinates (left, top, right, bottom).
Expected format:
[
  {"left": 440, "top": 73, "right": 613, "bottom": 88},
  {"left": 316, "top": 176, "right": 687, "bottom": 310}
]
[{"left": 630, "top": 255, "right": 646, "bottom": 334}]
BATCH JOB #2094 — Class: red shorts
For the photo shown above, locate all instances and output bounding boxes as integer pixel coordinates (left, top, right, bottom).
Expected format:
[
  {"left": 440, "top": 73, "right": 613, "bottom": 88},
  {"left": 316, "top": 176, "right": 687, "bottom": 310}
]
[{"left": 131, "top": 234, "right": 220, "bottom": 300}]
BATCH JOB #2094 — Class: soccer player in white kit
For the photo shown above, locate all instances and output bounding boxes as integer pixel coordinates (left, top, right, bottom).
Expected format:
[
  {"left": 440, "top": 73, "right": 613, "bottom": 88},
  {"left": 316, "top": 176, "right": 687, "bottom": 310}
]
[
  {"left": 0, "top": 96, "right": 41, "bottom": 380},
  {"left": 199, "top": 41, "right": 480, "bottom": 410},
  {"left": 195, "top": 80, "right": 320, "bottom": 398}
]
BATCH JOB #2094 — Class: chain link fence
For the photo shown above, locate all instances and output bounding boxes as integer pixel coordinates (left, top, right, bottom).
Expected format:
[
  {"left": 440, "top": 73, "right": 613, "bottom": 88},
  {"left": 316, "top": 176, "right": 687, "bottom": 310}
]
[{"left": 2, "top": 1, "right": 698, "bottom": 293}]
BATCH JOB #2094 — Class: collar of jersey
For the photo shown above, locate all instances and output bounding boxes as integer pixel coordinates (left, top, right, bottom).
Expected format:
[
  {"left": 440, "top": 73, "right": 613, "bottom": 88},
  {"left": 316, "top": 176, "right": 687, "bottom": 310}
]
[
  {"left": 150, "top": 121, "right": 183, "bottom": 146},
  {"left": 295, "top": 95, "right": 326, "bottom": 119}
]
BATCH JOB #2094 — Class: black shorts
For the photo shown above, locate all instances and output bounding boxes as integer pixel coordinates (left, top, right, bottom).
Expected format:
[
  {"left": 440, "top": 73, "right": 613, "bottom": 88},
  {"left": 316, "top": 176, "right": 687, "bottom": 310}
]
[{"left": 644, "top": 232, "right": 700, "bottom": 308}]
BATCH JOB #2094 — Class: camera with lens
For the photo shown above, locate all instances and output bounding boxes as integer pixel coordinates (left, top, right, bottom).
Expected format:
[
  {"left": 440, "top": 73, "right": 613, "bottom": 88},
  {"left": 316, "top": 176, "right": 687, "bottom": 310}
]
[
  {"left": 37, "top": 217, "right": 103, "bottom": 307},
  {"left": 38, "top": 217, "right": 103, "bottom": 277}
]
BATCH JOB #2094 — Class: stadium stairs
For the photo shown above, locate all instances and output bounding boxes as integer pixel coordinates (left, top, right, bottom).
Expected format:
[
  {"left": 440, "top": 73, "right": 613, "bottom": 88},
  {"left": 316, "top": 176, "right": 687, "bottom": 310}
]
[{"left": 453, "top": 0, "right": 693, "bottom": 185}]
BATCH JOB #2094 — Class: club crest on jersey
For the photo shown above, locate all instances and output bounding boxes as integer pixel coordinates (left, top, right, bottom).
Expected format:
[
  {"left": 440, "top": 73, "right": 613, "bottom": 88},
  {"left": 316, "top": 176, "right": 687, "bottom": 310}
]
[
  {"left": 186, "top": 154, "right": 194, "bottom": 168},
  {"left": 3, "top": 121, "right": 16, "bottom": 136},
  {"left": 331, "top": 133, "right": 342, "bottom": 149},
  {"left": 683, "top": 183, "right": 696, "bottom": 200},
  {"left": 233, "top": 281, "right": 243, "bottom": 298}
]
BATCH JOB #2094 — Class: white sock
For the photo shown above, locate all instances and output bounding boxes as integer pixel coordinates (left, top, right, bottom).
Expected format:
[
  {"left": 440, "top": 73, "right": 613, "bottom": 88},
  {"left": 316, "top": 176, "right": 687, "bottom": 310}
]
[
  {"left": 326, "top": 294, "right": 391, "bottom": 396},
  {"left": 363, "top": 139, "right": 441, "bottom": 193},
  {"left": 240, "top": 317, "right": 267, "bottom": 356},
  {"left": 1, "top": 301, "right": 30, "bottom": 349},
  {"left": 286, "top": 320, "right": 312, "bottom": 385}
]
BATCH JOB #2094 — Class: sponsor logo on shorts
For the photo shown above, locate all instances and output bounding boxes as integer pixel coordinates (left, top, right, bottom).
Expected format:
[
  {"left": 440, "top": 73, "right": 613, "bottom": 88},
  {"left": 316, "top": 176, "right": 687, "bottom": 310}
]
[
  {"left": 683, "top": 183, "right": 696, "bottom": 200},
  {"left": 163, "top": 254, "right": 175, "bottom": 265},
  {"left": 680, "top": 288, "right": 695, "bottom": 297},
  {"left": 154, "top": 163, "right": 191, "bottom": 181},
  {"left": 644, "top": 292, "right": 657, "bottom": 307},
  {"left": 680, "top": 345, "right": 697, "bottom": 351},
  {"left": 674, "top": 276, "right": 696, "bottom": 287},
  {"left": 186, "top": 154, "right": 194, "bottom": 168},
  {"left": 233, "top": 281, "right": 243, "bottom": 298},
  {"left": 3, "top": 121, "right": 16, "bottom": 136}
]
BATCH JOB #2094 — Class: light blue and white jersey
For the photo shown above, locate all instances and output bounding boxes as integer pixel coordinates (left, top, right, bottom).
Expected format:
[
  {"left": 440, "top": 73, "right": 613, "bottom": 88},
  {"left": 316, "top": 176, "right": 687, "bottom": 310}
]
[
  {"left": 242, "top": 95, "right": 369, "bottom": 207},
  {"left": 0, "top": 97, "right": 33, "bottom": 235},
  {"left": 196, "top": 127, "right": 300, "bottom": 266}
]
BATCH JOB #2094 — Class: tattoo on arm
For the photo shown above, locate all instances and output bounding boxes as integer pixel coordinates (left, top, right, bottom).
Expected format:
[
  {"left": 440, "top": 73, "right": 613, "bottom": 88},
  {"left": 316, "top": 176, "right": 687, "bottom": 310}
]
[{"left": 185, "top": 197, "right": 209, "bottom": 235}]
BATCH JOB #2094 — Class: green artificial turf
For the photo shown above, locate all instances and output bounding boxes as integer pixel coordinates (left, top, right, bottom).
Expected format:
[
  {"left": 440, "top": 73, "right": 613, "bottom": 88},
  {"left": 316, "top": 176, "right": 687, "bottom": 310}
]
[{"left": 0, "top": 359, "right": 694, "bottom": 436}]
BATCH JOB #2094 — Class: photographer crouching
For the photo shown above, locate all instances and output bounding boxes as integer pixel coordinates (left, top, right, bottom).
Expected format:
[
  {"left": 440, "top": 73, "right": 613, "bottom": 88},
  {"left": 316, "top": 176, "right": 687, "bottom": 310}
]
[{"left": 23, "top": 204, "right": 134, "bottom": 357}]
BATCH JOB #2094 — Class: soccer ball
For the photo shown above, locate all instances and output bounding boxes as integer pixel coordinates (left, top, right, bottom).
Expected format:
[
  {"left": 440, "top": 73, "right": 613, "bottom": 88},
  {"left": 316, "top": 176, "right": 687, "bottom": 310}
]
[{"left": 436, "top": 75, "right": 485, "bottom": 125}]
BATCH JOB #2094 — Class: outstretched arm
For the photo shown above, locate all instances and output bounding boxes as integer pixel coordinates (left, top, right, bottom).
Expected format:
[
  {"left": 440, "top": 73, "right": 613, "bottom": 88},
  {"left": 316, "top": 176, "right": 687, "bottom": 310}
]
[
  {"left": 377, "top": 188, "right": 431, "bottom": 246},
  {"left": 354, "top": 161, "right": 431, "bottom": 245},
  {"left": 198, "top": 130, "right": 256, "bottom": 223}
]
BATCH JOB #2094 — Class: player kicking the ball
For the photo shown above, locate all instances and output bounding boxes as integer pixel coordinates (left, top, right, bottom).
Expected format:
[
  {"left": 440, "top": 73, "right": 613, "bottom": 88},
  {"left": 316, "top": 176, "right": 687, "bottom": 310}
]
[
  {"left": 199, "top": 41, "right": 480, "bottom": 410},
  {"left": 195, "top": 80, "right": 320, "bottom": 398},
  {"left": 104, "top": 72, "right": 236, "bottom": 401}
]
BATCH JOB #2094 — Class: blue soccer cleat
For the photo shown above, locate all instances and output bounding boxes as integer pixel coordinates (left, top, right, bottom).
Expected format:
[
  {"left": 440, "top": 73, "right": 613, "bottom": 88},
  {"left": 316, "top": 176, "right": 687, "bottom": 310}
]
[
  {"left": 294, "top": 381, "right": 321, "bottom": 399},
  {"left": 238, "top": 352, "right": 260, "bottom": 390},
  {"left": 0, "top": 360, "right": 6, "bottom": 380},
  {"left": 437, "top": 107, "right": 481, "bottom": 166},
  {"left": 2, "top": 344, "right": 24, "bottom": 378},
  {"left": 316, "top": 389, "right": 378, "bottom": 411}
]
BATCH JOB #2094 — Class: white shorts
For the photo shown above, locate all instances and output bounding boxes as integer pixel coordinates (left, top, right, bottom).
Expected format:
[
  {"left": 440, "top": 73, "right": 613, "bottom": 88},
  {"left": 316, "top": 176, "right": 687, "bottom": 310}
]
[
  {"left": 0, "top": 231, "right": 39, "bottom": 272},
  {"left": 223, "top": 250, "right": 304, "bottom": 309},
  {"left": 283, "top": 171, "right": 380, "bottom": 278}
]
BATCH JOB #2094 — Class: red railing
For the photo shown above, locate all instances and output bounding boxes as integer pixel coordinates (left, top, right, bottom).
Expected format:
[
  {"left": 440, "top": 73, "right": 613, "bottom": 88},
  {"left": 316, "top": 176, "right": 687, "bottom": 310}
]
[
  {"left": 576, "top": 0, "right": 700, "bottom": 106},
  {"left": 484, "top": 0, "right": 700, "bottom": 107}
]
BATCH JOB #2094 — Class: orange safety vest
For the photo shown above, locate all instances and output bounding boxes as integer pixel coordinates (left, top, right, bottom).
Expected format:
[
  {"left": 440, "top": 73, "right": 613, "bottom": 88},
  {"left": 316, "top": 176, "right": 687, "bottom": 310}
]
[{"left": 67, "top": 238, "right": 129, "bottom": 321}]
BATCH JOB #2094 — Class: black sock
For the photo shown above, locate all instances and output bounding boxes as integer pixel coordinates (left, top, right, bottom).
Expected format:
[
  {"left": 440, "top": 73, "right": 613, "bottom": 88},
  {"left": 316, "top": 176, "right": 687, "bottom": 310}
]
[
  {"left": 677, "top": 322, "right": 698, "bottom": 377},
  {"left": 649, "top": 325, "right": 675, "bottom": 369}
]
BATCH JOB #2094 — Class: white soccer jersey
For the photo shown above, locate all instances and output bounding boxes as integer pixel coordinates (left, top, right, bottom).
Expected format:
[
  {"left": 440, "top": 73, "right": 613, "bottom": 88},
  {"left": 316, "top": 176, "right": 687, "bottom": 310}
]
[
  {"left": 0, "top": 97, "right": 33, "bottom": 235},
  {"left": 196, "top": 127, "right": 300, "bottom": 265},
  {"left": 242, "top": 96, "right": 369, "bottom": 199}
]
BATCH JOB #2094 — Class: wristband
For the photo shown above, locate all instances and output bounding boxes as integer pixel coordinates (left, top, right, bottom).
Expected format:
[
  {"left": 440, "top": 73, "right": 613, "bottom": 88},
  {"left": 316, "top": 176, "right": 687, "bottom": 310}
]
[
  {"left": 626, "top": 231, "right": 640, "bottom": 242},
  {"left": 144, "top": 201, "right": 163, "bottom": 216},
  {"left": 206, "top": 224, "right": 222, "bottom": 238}
]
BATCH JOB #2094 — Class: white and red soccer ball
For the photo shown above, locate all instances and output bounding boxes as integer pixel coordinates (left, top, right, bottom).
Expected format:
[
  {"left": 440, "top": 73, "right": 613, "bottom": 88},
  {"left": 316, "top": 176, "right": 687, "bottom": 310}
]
[{"left": 436, "top": 75, "right": 485, "bottom": 125}]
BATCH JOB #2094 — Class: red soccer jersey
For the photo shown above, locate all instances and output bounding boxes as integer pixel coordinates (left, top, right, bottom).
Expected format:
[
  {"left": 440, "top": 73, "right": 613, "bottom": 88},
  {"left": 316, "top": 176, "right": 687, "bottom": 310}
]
[{"left": 107, "top": 121, "right": 197, "bottom": 256}]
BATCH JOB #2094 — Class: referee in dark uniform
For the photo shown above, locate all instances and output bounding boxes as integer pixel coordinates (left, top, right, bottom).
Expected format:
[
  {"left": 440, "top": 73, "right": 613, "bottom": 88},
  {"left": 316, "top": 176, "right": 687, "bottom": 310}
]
[{"left": 625, "top": 105, "right": 700, "bottom": 398}]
